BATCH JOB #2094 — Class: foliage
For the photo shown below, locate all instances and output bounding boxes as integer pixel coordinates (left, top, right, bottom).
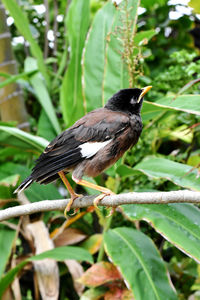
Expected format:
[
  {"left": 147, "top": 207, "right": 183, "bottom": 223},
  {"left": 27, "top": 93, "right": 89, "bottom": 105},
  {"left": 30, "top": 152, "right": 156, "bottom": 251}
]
[{"left": 0, "top": 0, "right": 200, "bottom": 299}]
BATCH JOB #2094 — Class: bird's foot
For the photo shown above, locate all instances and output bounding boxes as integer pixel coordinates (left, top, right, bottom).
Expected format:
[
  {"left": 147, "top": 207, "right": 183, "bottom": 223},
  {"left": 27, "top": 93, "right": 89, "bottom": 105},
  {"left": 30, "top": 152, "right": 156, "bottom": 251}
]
[
  {"left": 64, "top": 193, "right": 82, "bottom": 218},
  {"left": 106, "top": 206, "right": 117, "bottom": 218},
  {"left": 93, "top": 189, "right": 115, "bottom": 211}
]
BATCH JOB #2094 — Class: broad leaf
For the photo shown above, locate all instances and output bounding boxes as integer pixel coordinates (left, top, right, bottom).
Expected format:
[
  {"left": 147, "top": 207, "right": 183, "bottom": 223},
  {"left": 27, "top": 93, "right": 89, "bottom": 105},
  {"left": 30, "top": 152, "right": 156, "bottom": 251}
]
[
  {"left": 60, "top": 0, "right": 90, "bottom": 126},
  {"left": 104, "top": 227, "right": 177, "bottom": 300},
  {"left": 83, "top": 2, "right": 116, "bottom": 111},
  {"left": 103, "top": 0, "right": 140, "bottom": 101},
  {"left": 134, "top": 157, "right": 200, "bottom": 191},
  {"left": 78, "top": 262, "right": 121, "bottom": 287},
  {"left": 122, "top": 203, "right": 200, "bottom": 263},
  {"left": 146, "top": 94, "right": 200, "bottom": 116}
]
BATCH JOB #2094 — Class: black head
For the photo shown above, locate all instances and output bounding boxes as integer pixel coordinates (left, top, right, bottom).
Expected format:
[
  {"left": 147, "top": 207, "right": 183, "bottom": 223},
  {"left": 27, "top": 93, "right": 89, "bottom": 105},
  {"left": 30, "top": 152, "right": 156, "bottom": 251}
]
[{"left": 105, "top": 87, "right": 152, "bottom": 115}]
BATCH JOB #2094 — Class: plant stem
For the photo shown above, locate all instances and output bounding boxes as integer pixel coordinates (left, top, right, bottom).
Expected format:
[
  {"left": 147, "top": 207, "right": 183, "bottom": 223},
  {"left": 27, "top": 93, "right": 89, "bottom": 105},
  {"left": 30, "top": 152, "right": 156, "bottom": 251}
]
[{"left": 97, "top": 213, "right": 113, "bottom": 262}]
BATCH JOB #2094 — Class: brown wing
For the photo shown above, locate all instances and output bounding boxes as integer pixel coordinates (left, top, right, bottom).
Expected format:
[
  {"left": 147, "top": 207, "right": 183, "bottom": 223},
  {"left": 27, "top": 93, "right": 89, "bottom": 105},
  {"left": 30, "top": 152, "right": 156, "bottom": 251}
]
[{"left": 17, "top": 108, "right": 130, "bottom": 186}]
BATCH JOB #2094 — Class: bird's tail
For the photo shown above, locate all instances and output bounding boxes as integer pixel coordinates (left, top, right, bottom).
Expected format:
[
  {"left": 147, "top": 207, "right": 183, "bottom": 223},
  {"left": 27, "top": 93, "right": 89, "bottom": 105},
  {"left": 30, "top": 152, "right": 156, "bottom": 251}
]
[{"left": 14, "top": 176, "right": 33, "bottom": 194}]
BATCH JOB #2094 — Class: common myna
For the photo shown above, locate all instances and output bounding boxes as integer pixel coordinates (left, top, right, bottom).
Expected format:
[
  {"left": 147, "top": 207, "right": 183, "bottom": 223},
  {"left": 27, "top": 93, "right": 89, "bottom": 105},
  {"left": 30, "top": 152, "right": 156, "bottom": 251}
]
[{"left": 15, "top": 86, "right": 152, "bottom": 213}]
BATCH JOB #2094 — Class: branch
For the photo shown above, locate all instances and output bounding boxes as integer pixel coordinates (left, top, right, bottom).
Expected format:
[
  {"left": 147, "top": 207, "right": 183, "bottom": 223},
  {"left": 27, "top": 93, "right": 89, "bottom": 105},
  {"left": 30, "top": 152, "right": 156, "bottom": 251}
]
[{"left": 1, "top": 190, "right": 200, "bottom": 222}]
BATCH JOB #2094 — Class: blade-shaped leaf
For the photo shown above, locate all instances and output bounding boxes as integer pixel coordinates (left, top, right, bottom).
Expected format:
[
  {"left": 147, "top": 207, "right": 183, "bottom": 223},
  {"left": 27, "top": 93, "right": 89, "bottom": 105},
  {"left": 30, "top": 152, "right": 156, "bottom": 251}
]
[
  {"left": 0, "top": 225, "right": 16, "bottom": 278},
  {"left": 60, "top": 0, "right": 90, "bottom": 126},
  {"left": 2, "top": 0, "right": 50, "bottom": 86},
  {"left": 83, "top": 2, "right": 116, "bottom": 111},
  {"left": 145, "top": 94, "right": 200, "bottom": 116},
  {"left": 134, "top": 157, "right": 200, "bottom": 191},
  {"left": 122, "top": 203, "right": 200, "bottom": 263},
  {"left": 31, "top": 246, "right": 93, "bottom": 263},
  {"left": 0, "top": 69, "right": 37, "bottom": 89},
  {"left": 0, "top": 246, "right": 92, "bottom": 297},
  {"left": 25, "top": 57, "right": 61, "bottom": 136},
  {"left": 0, "top": 125, "right": 48, "bottom": 153},
  {"left": 104, "top": 227, "right": 177, "bottom": 300}
]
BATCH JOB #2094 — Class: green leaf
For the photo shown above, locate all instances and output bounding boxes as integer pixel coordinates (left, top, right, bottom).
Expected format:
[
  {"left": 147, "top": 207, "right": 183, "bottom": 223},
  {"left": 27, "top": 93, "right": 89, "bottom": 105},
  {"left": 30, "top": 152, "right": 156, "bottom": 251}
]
[
  {"left": 103, "top": 0, "right": 140, "bottom": 101},
  {"left": 0, "top": 246, "right": 93, "bottom": 296},
  {"left": 141, "top": 0, "right": 166, "bottom": 9},
  {"left": 0, "top": 70, "right": 37, "bottom": 89},
  {"left": 25, "top": 57, "right": 61, "bottom": 135},
  {"left": 0, "top": 261, "right": 27, "bottom": 299},
  {"left": 60, "top": 0, "right": 90, "bottom": 126},
  {"left": 31, "top": 246, "right": 93, "bottom": 263},
  {"left": 0, "top": 225, "right": 16, "bottom": 278},
  {"left": 0, "top": 162, "right": 62, "bottom": 203},
  {"left": 134, "top": 30, "right": 157, "bottom": 46},
  {"left": 116, "top": 165, "right": 140, "bottom": 178},
  {"left": 2, "top": 0, "right": 50, "bottom": 86},
  {"left": 122, "top": 203, "right": 200, "bottom": 263},
  {"left": 141, "top": 102, "right": 166, "bottom": 122},
  {"left": 37, "top": 109, "right": 57, "bottom": 141},
  {"left": 83, "top": 2, "right": 116, "bottom": 111},
  {"left": 0, "top": 125, "right": 48, "bottom": 153},
  {"left": 134, "top": 157, "right": 200, "bottom": 191},
  {"left": 104, "top": 227, "right": 177, "bottom": 300},
  {"left": 146, "top": 94, "right": 200, "bottom": 116}
]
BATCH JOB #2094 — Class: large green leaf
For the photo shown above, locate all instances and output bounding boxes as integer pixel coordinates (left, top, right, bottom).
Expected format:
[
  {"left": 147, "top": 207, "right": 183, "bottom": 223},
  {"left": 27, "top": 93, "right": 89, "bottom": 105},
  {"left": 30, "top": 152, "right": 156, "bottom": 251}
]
[
  {"left": 0, "top": 246, "right": 92, "bottom": 298},
  {"left": 104, "top": 227, "right": 177, "bottom": 300},
  {"left": 0, "top": 225, "right": 16, "bottom": 278},
  {"left": 0, "top": 125, "right": 48, "bottom": 153},
  {"left": 145, "top": 94, "right": 200, "bottom": 116},
  {"left": 2, "top": 0, "right": 50, "bottom": 86},
  {"left": 25, "top": 57, "right": 60, "bottom": 136},
  {"left": 103, "top": 0, "right": 140, "bottom": 102},
  {"left": 83, "top": 2, "right": 116, "bottom": 111},
  {"left": 141, "top": 102, "right": 166, "bottom": 122},
  {"left": 60, "top": 0, "right": 90, "bottom": 126},
  {"left": 122, "top": 203, "right": 200, "bottom": 263},
  {"left": 134, "top": 157, "right": 200, "bottom": 191}
]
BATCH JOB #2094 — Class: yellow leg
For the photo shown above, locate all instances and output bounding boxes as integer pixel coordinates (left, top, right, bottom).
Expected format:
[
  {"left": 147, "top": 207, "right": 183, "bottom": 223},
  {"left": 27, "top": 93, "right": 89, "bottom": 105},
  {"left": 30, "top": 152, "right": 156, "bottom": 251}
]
[
  {"left": 58, "top": 171, "right": 82, "bottom": 216},
  {"left": 72, "top": 175, "right": 115, "bottom": 209}
]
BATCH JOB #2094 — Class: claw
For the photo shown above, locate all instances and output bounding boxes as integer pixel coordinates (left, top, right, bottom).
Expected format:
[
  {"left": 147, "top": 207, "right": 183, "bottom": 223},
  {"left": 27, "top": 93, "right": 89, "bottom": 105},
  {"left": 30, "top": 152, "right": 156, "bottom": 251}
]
[
  {"left": 93, "top": 191, "right": 115, "bottom": 210},
  {"left": 64, "top": 193, "right": 82, "bottom": 218}
]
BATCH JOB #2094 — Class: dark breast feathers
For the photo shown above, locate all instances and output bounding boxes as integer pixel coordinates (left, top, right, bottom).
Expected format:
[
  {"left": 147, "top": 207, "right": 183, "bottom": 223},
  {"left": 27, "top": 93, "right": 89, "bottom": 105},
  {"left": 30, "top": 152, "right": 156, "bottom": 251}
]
[{"left": 30, "top": 108, "right": 142, "bottom": 184}]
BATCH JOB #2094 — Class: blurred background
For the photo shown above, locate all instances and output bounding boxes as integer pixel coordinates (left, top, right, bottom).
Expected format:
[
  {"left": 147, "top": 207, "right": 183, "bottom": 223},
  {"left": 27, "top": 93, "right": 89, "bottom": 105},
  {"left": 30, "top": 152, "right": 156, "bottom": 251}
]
[{"left": 0, "top": 0, "right": 200, "bottom": 299}]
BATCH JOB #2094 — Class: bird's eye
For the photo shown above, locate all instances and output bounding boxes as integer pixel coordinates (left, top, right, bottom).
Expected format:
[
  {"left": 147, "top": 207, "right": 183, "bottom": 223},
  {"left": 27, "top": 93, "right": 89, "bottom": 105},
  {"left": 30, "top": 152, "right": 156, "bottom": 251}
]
[{"left": 130, "top": 97, "right": 136, "bottom": 105}]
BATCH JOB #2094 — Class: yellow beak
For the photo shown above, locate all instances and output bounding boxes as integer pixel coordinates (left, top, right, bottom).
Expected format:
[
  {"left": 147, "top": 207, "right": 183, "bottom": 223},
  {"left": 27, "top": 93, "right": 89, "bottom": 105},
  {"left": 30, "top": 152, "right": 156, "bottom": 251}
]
[{"left": 137, "top": 86, "right": 152, "bottom": 103}]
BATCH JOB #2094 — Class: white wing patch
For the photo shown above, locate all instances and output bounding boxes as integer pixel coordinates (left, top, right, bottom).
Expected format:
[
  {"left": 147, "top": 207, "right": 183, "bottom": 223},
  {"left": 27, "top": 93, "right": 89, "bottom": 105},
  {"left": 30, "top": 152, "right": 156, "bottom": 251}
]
[{"left": 79, "top": 139, "right": 112, "bottom": 159}]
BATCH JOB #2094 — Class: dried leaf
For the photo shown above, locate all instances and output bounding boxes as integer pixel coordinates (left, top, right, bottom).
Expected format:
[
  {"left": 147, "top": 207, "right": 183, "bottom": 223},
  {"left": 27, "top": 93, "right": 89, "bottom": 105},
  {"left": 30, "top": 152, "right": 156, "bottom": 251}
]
[
  {"left": 64, "top": 259, "right": 84, "bottom": 296},
  {"left": 27, "top": 221, "right": 59, "bottom": 300},
  {"left": 78, "top": 262, "right": 122, "bottom": 287},
  {"left": 54, "top": 228, "right": 87, "bottom": 247}
]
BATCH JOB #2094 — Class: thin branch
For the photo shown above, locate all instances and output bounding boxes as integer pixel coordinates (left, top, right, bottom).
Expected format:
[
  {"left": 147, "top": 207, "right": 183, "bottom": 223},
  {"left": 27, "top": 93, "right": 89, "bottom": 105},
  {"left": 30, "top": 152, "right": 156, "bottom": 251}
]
[{"left": 0, "top": 191, "right": 200, "bottom": 222}]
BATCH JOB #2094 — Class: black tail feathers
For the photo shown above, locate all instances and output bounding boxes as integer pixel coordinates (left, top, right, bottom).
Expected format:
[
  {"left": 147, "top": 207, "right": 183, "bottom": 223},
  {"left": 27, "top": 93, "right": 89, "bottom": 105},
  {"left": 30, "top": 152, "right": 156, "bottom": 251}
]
[{"left": 14, "top": 176, "right": 33, "bottom": 194}]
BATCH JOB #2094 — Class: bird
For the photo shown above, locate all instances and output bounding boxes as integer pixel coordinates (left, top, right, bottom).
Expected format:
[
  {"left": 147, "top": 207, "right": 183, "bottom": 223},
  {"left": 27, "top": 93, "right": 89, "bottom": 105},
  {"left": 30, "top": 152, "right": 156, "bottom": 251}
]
[{"left": 15, "top": 86, "right": 152, "bottom": 215}]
